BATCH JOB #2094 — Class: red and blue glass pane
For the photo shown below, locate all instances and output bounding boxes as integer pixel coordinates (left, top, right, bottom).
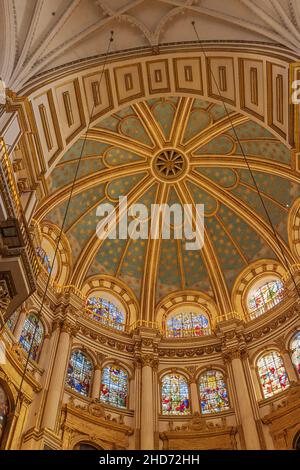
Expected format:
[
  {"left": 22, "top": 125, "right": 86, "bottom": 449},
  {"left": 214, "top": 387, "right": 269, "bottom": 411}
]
[
  {"left": 86, "top": 297, "right": 125, "bottom": 331},
  {"left": 36, "top": 247, "right": 51, "bottom": 273},
  {"left": 248, "top": 280, "right": 284, "bottom": 316},
  {"left": 66, "top": 351, "right": 93, "bottom": 397},
  {"left": 291, "top": 332, "right": 300, "bottom": 375},
  {"left": 100, "top": 366, "right": 128, "bottom": 409},
  {"left": 19, "top": 314, "right": 43, "bottom": 361},
  {"left": 199, "top": 370, "right": 230, "bottom": 414},
  {"left": 257, "top": 351, "right": 289, "bottom": 398},
  {"left": 166, "top": 312, "right": 210, "bottom": 338},
  {"left": 161, "top": 374, "right": 190, "bottom": 415}
]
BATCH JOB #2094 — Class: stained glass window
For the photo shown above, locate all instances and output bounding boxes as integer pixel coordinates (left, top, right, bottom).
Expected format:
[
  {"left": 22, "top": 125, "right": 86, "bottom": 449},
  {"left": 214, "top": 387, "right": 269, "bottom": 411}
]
[
  {"left": 86, "top": 297, "right": 125, "bottom": 331},
  {"left": 247, "top": 279, "right": 284, "bottom": 318},
  {"left": 199, "top": 370, "right": 230, "bottom": 414},
  {"left": 100, "top": 365, "right": 128, "bottom": 409},
  {"left": 0, "top": 385, "right": 8, "bottom": 446},
  {"left": 66, "top": 351, "right": 93, "bottom": 397},
  {"left": 6, "top": 311, "right": 18, "bottom": 332},
  {"left": 36, "top": 247, "right": 51, "bottom": 273},
  {"left": 161, "top": 374, "right": 190, "bottom": 415},
  {"left": 290, "top": 332, "right": 300, "bottom": 376},
  {"left": 19, "top": 314, "right": 44, "bottom": 361},
  {"left": 165, "top": 311, "right": 210, "bottom": 338},
  {"left": 257, "top": 351, "right": 289, "bottom": 398}
]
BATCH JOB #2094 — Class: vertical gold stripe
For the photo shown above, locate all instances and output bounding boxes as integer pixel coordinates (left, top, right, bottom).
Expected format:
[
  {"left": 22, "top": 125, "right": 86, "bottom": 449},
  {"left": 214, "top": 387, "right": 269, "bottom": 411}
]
[
  {"left": 184, "top": 65, "right": 193, "bottom": 82},
  {"left": 91, "top": 81, "right": 101, "bottom": 107},
  {"left": 124, "top": 73, "right": 133, "bottom": 91},
  {"left": 63, "top": 91, "right": 74, "bottom": 127},
  {"left": 276, "top": 74, "right": 284, "bottom": 124},
  {"left": 38, "top": 104, "right": 53, "bottom": 151},
  {"left": 219, "top": 66, "right": 227, "bottom": 92},
  {"left": 250, "top": 67, "right": 258, "bottom": 105}
]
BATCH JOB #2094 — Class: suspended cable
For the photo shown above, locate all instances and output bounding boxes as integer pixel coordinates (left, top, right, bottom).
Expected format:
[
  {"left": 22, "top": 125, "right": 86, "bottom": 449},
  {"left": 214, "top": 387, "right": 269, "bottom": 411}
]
[
  {"left": 12, "top": 31, "right": 114, "bottom": 415},
  {"left": 191, "top": 21, "right": 300, "bottom": 299}
]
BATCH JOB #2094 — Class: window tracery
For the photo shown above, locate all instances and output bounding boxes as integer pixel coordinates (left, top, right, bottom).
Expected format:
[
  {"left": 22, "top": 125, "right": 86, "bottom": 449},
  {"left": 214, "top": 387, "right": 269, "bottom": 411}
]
[
  {"left": 100, "top": 365, "right": 128, "bottom": 409},
  {"left": 19, "top": 314, "right": 44, "bottom": 361},
  {"left": 36, "top": 246, "right": 52, "bottom": 273},
  {"left": 161, "top": 374, "right": 190, "bottom": 415},
  {"left": 86, "top": 297, "right": 125, "bottom": 331},
  {"left": 257, "top": 351, "right": 289, "bottom": 398},
  {"left": 247, "top": 279, "right": 284, "bottom": 318},
  {"left": 66, "top": 350, "right": 93, "bottom": 397},
  {"left": 198, "top": 370, "right": 230, "bottom": 414},
  {"left": 165, "top": 311, "right": 210, "bottom": 338}
]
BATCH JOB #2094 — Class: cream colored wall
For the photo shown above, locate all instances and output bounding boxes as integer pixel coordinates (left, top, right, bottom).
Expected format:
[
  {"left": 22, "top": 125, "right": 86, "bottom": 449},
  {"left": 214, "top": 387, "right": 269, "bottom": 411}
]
[{"left": 1, "top": 286, "right": 300, "bottom": 450}]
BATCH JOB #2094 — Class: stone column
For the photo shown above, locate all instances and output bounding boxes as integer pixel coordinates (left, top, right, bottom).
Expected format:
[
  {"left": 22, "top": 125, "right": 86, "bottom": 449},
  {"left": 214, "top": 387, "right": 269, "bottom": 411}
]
[
  {"left": 38, "top": 334, "right": 50, "bottom": 370},
  {"left": 13, "top": 308, "right": 27, "bottom": 341},
  {"left": 129, "top": 375, "right": 136, "bottom": 410},
  {"left": 140, "top": 355, "right": 155, "bottom": 450},
  {"left": 282, "top": 348, "right": 298, "bottom": 382},
  {"left": 133, "top": 360, "right": 142, "bottom": 449},
  {"left": 41, "top": 320, "right": 75, "bottom": 431},
  {"left": 91, "top": 365, "right": 102, "bottom": 399},
  {"left": 190, "top": 381, "right": 200, "bottom": 414},
  {"left": 226, "top": 349, "right": 261, "bottom": 449},
  {"left": 23, "top": 322, "right": 61, "bottom": 433}
]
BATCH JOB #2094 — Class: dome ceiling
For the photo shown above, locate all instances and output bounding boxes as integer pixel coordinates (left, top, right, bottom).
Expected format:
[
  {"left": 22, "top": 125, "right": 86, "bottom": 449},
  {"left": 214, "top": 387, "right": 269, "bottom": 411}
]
[{"left": 36, "top": 96, "right": 299, "bottom": 306}]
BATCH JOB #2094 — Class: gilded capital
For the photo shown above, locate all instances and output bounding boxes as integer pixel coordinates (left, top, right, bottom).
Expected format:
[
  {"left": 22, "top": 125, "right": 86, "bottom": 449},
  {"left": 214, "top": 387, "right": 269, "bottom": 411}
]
[{"left": 141, "top": 354, "right": 158, "bottom": 369}]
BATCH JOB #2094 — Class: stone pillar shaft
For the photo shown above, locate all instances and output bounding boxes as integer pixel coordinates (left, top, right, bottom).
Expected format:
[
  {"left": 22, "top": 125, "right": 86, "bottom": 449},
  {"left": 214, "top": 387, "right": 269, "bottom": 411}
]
[
  {"left": 91, "top": 367, "right": 102, "bottom": 399},
  {"left": 282, "top": 350, "right": 298, "bottom": 382},
  {"left": 141, "top": 363, "right": 154, "bottom": 449},
  {"left": 42, "top": 325, "right": 72, "bottom": 431},
  {"left": 190, "top": 381, "right": 200, "bottom": 414},
  {"left": 13, "top": 310, "right": 27, "bottom": 341},
  {"left": 230, "top": 354, "right": 261, "bottom": 449}
]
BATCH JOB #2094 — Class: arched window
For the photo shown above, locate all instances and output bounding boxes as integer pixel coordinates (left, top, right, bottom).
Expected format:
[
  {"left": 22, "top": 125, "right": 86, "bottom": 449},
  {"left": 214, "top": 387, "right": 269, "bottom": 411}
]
[
  {"left": 66, "top": 351, "right": 93, "bottom": 397},
  {"left": 36, "top": 246, "right": 52, "bottom": 273},
  {"left": 165, "top": 311, "right": 210, "bottom": 338},
  {"left": 161, "top": 374, "right": 190, "bottom": 415},
  {"left": 86, "top": 296, "right": 125, "bottom": 331},
  {"left": 199, "top": 370, "right": 230, "bottom": 414},
  {"left": 257, "top": 351, "right": 289, "bottom": 398},
  {"left": 100, "top": 365, "right": 128, "bottom": 409},
  {"left": 290, "top": 332, "right": 300, "bottom": 376},
  {"left": 247, "top": 279, "right": 284, "bottom": 319},
  {"left": 0, "top": 385, "right": 9, "bottom": 446},
  {"left": 19, "top": 314, "right": 44, "bottom": 361}
]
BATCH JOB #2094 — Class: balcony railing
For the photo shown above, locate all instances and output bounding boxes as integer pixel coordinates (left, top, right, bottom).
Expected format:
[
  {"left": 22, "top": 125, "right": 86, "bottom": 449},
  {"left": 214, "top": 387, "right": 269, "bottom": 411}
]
[
  {"left": 84, "top": 307, "right": 128, "bottom": 332},
  {"left": 0, "top": 139, "right": 39, "bottom": 278},
  {"left": 163, "top": 326, "right": 211, "bottom": 338},
  {"left": 36, "top": 265, "right": 86, "bottom": 300}
]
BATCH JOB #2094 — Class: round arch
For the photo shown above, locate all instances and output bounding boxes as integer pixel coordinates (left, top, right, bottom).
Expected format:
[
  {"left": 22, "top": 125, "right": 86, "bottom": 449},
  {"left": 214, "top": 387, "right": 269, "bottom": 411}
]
[
  {"left": 32, "top": 220, "right": 73, "bottom": 285},
  {"left": 231, "top": 259, "right": 286, "bottom": 319},
  {"left": 156, "top": 290, "right": 218, "bottom": 331},
  {"left": 288, "top": 197, "right": 300, "bottom": 261},
  {"left": 82, "top": 275, "right": 139, "bottom": 328}
]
